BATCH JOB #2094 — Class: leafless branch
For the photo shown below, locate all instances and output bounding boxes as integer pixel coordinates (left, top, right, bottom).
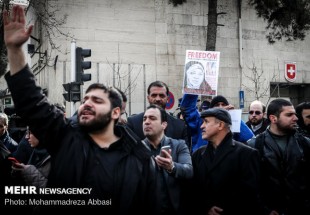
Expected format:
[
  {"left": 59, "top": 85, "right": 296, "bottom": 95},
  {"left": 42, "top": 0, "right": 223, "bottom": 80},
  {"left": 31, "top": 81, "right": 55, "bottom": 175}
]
[
  {"left": 242, "top": 62, "right": 277, "bottom": 101},
  {"left": 105, "top": 45, "right": 141, "bottom": 97}
]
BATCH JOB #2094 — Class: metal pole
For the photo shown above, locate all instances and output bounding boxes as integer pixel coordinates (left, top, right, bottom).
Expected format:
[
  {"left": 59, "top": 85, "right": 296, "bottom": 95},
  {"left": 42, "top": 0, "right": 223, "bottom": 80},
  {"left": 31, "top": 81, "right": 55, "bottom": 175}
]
[
  {"left": 143, "top": 64, "right": 146, "bottom": 111},
  {"left": 128, "top": 64, "right": 131, "bottom": 115},
  {"left": 71, "top": 40, "right": 76, "bottom": 115}
]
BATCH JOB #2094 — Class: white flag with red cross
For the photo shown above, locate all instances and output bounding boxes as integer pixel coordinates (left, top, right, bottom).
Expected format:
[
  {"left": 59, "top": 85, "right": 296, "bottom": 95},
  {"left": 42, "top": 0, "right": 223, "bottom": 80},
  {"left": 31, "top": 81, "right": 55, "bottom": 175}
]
[{"left": 285, "top": 62, "right": 297, "bottom": 82}]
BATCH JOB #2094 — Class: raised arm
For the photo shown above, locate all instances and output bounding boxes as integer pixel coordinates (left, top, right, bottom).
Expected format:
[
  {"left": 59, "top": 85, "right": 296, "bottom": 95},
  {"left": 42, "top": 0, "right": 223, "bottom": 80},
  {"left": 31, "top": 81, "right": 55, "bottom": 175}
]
[{"left": 3, "top": 5, "right": 33, "bottom": 75}]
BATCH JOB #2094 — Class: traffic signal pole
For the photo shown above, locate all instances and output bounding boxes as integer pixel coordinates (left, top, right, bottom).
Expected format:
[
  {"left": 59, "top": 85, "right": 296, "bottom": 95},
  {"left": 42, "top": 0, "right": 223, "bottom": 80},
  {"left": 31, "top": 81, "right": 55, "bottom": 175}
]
[
  {"left": 70, "top": 40, "right": 76, "bottom": 115},
  {"left": 63, "top": 41, "right": 91, "bottom": 116}
]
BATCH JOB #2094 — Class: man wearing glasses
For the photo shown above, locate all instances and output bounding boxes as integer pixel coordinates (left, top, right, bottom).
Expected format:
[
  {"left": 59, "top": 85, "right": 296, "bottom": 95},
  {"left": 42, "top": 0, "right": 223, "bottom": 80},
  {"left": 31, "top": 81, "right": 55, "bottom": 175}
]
[{"left": 246, "top": 100, "right": 270, "bottom": 136}]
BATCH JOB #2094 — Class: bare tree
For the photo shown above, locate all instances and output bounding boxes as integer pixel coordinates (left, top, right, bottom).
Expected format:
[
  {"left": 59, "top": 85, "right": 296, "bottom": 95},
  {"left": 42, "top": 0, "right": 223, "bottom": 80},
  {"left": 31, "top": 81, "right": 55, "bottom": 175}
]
[
  {"left": 242, "top": 62, "right": 277, "bottom": 102},
  {"left": 28, "top": 0, "right": 72, "bottom": 52},
  {"left": 0, "top": 0, "right": 10, "bottom": 77},
  {"left": 105, "top": 45, "right": 142, "bottom": 97},
  {"left": 0, "top": 0, "right": 72, "bottom": 77}
]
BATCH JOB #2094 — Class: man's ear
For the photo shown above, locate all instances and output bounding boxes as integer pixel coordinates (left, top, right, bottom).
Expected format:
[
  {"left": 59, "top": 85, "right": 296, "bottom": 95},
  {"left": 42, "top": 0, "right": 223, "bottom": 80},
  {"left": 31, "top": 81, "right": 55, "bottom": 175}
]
[
  {"left": 111, "top": 107, "right": 121, "bottom": 120},
  {"left": 269, "top": 115, "right": 276, "bottom": 123},
  {"left": 218, "top": 121, "right": 225, "bottom": 130},
  {"left": 162, "top": 121, "right": 168, "bottom": 130}
]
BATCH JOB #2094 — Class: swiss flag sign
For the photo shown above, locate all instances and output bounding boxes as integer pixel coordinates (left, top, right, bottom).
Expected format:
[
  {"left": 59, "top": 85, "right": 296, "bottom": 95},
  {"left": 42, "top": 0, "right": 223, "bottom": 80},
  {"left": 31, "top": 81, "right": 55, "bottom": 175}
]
[{"left": 285, "top": 62, "right": 297, "bottom": 82}]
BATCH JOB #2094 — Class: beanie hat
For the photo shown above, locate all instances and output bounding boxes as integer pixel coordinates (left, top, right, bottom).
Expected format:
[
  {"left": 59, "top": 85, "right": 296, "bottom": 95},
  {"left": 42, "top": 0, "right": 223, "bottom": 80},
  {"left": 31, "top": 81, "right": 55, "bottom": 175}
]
[
  {"left": 200, "top": 100, "right": 210, "bottom": 111},
  {"left": 210, "top": 95, "right": 229, "bottom": 108},
  {"left": 200, "top": 108, "right": 232, "bottom": 125}
]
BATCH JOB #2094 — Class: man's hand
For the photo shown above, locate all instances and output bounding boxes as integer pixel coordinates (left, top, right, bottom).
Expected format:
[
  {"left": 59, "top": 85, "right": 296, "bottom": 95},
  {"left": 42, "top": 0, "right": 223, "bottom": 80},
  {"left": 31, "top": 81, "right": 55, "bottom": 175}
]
[
  {"left": 224, "top": 104, "right": 234, "bottom": 110},
  {"left": 269, "top": 210, "right": 279, "bottom": 215},
  {"left": 155, "top": 149, "right": 174, "bottom": 173},
  {"left": 208, "top": 206, "right": 223, "bottom": 215},
  {"left": 3, "top": 5, "right": 33, "bottom": 75},
  {"left": 11, "top": 162, "right": 29, "bottom": 170},
  {"left": 3, "top": 5, "right": 33, "bottom": 49}
]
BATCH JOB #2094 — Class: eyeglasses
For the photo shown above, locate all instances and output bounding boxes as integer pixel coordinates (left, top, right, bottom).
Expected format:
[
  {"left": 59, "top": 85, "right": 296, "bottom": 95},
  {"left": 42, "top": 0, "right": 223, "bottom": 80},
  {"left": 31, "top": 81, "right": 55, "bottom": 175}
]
[{"left": 249, "top": 111, "right": 262, "bottom": 115}]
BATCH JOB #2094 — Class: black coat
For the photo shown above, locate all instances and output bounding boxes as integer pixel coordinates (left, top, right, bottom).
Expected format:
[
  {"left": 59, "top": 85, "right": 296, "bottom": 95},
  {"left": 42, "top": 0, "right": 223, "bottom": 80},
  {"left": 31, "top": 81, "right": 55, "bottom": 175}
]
[
  {"left": 190, "top": 133, "right": 261, "bottom": 215},
  {"left": 247, "top": 129, "right": 310, "bottom": 215},
  {"left": 5, "top": 65, "right": 160, "bottom": 214},
  {"left": 246, "top": 118, "right": 270, "bottom": 136}
]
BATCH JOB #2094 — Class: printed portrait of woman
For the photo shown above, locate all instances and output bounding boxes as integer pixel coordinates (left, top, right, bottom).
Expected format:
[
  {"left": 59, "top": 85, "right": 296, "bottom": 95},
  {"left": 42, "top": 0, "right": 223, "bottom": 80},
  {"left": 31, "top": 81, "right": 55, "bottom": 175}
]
[{"left": 183, "top": 61, "right": 214, "bottom": 95}]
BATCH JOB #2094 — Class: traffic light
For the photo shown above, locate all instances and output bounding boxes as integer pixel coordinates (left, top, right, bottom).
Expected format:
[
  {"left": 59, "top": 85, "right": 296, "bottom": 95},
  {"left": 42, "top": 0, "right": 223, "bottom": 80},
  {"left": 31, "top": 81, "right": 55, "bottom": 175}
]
[
  {"left": 70, "top": 82, "right": 81, "bottom": 102},
  {"left": 62, "top": 82, "right": 81, "bottom": 102},
  {"left": 76, "top": 47, "right": 91, "bottom": 83},
  {"left": 63, "top": 83, "right": 71, "bottom": 102}
]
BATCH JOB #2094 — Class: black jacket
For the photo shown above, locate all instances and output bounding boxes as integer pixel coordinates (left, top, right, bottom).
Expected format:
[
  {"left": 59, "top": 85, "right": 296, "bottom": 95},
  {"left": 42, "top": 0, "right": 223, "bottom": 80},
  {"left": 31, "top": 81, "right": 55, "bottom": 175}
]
[
  {"left": 246, "top": 118, "right": 270, "bottom": 136},
  {"left": 0, "top": 131, "right": 18, "bottom": 153},
  {"left": 190, "top": 133, "right": 261, "bottom": 215},
  {"left": 5, "top": 65, "right": 160, "bottom": 214},
  {"left": 247, "top": 129, "right": 310, "bottom": 215}
]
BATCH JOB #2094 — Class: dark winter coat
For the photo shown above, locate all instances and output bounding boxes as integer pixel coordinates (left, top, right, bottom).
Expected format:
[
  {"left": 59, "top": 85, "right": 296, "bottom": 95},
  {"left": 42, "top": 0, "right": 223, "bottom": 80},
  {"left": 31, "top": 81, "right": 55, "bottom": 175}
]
[
  {"left": 190, "top": 132, "right": 261, "bottom": 215},
  {"left": 247, "top": 129, "right": 310, "bottom": 215},
  {"left": 5, "top": 65, "right": 160, "bottom": 214}
]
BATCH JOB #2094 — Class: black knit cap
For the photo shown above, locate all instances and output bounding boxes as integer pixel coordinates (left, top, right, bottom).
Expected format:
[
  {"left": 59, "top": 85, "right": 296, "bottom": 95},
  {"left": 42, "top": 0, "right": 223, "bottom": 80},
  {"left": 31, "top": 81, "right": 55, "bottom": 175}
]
[
  {"left": 210, "top": 95, "right": 229, "bottom": 108},
  {"left": 200, "top": 108, "right": 232, "bottom": 125}
]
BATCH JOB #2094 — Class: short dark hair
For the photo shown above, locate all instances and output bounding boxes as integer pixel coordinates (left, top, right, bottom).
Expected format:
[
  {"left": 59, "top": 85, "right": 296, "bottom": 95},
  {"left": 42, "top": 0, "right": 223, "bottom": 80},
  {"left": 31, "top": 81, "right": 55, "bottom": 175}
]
[
  {"left": 295, "top": 102, "right": 310, "bottom": 128},
  {"left": 147, "top": 81, "right": 169, "bottom": 96},
  {"left": 267, "top": 99, "right": 293, "bottom": 119},
  {"left": 85, "top": 83, "right": 122, "bottom": 109},
  {"left": 146, "top": 104, "right": 167, "bottom": 123},
  {"left": 115, "top": 88, "right": 127, "bottom": 103}
]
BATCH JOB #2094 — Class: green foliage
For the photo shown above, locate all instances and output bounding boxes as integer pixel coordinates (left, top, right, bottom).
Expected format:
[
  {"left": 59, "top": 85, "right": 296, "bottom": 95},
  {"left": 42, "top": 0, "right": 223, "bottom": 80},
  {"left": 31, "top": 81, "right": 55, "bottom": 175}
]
[{"left": 249, "top": 0, "right": 310, "bottom": 43}]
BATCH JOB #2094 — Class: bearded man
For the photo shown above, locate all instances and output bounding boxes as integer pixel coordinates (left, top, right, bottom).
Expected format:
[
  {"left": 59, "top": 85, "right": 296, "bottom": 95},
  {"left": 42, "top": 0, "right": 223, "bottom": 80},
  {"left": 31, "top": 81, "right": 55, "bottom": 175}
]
[
  {"left": 246, "top": 100, "right": 270, "bottom": 136},
  {"left": 3, "top": 5, "right": 159, "bottom": 214}
]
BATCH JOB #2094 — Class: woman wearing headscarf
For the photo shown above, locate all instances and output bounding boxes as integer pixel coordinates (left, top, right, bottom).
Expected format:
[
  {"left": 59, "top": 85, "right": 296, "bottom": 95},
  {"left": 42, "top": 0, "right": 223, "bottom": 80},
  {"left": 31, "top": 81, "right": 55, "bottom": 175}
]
[{"left": 11, "top": 128, "right": 50, "bottom": 188}]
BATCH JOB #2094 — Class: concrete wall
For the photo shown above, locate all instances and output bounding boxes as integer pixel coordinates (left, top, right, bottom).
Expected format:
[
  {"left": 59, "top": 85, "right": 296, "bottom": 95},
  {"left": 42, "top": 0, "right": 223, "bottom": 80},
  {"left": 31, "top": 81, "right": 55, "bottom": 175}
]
[{"left": 1, "top": 0, "right": 309, "bottom": 116}]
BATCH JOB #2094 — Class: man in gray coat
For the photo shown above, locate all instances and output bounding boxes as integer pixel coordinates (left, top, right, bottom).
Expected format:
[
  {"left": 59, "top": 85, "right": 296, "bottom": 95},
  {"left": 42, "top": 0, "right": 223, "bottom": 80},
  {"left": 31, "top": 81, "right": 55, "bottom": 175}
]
[{"left": 143, "top": 104, "right": 193, "bottom": 214}]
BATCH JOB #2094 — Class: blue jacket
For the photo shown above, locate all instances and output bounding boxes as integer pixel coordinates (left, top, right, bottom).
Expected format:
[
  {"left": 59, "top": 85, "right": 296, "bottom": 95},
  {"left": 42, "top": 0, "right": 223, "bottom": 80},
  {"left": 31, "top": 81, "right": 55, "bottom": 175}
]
[{"left": 180, "top": 94, "right": 254, "bottom": 153}]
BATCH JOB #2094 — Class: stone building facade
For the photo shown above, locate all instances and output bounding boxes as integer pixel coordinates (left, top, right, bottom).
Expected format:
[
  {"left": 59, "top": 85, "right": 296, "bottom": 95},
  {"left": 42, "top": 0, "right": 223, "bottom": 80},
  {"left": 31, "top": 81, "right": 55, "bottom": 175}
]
[{"left": 1, "top": 0, "right": 309, "bottom": 116}]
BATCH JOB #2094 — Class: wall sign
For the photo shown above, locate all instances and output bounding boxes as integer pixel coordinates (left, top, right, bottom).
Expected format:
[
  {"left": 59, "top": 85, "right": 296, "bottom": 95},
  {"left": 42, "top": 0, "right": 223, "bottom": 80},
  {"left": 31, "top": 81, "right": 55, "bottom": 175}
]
[
  {"left": 285, "top": 62, "right": 297, "bottom": 82},
  {"left": 166, "top": 92, "right": 175, "bottom": 110}
]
